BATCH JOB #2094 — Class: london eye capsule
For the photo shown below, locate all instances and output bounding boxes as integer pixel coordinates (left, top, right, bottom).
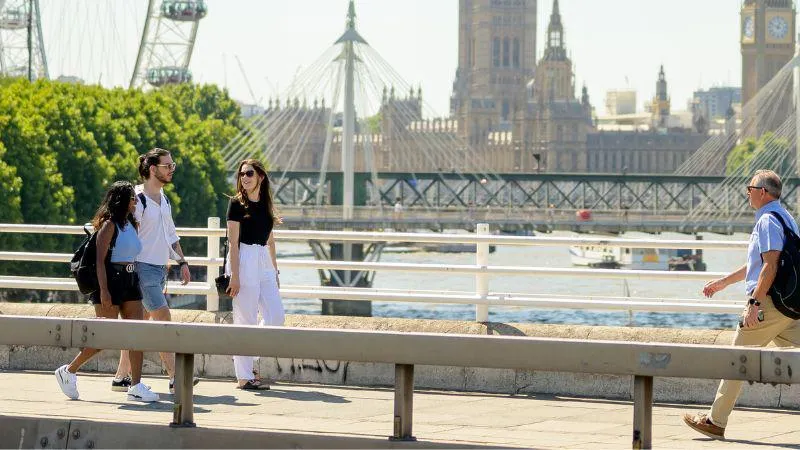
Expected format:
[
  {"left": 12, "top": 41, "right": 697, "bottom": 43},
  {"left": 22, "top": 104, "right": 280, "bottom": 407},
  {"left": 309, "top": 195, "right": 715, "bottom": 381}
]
[
  {"left": 0, "top": 7, "right": 29, "bottom": 30},
  {"left": 160, "top": 0, "right": 207, "bottom": 22},
  {"left": 146, "top": 67, "right": 193, "bottom": 87}
]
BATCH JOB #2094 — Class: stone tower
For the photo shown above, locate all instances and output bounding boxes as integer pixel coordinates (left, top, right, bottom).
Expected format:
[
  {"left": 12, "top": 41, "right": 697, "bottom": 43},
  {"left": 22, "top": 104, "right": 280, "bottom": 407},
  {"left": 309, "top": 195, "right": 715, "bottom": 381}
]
[
  {"left": 451, "top": 0, "right": 537, "bottom": 146},
  {"left": 650, "top": 65, "right": 671, "bottom": 129},
  {"left": 525, "top": 0, "right": 592, "bottom": 172},
  {"left": 740, "top": 0, "right": 796, "bottom": 107}
]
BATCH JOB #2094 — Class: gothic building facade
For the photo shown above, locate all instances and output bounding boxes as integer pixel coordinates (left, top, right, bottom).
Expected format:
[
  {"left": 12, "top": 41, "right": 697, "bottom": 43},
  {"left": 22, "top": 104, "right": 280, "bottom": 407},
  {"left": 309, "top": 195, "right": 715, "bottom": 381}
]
[
  {"left": 261, "top": 0, "right": 712, "bottom": 175},
  {"left": 740, "top": 0, "right": 796, "bottom": 137},
  {"left": 516, "top": 0, "right": 593, "bottom": 172},
  {"left": 450, "top": 0, "right": 538, "bottom": 145},
  {"left": 741, "top": 0, "right": 796, "bottom": 106}
]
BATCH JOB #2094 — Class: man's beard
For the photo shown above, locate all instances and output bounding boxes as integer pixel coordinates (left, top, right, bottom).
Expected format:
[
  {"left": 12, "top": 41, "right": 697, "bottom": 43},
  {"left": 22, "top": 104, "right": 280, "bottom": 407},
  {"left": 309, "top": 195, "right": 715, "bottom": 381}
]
[{"left": 155, "top": 171, "right": 172, "bottom": 185}]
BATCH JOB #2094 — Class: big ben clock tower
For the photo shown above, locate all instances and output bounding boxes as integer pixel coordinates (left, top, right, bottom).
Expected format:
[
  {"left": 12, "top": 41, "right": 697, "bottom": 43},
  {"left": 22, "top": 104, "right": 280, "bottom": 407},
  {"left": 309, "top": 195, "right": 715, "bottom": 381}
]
[{"left": 741, "top": 0, "right": 796, "bottom": 107}]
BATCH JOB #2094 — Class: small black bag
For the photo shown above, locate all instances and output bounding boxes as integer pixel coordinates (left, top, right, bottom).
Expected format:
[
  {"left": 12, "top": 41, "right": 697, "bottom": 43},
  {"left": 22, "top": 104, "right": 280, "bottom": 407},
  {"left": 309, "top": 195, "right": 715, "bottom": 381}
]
[
  {"left": 70, "top": 225, "right": 118, "bottom": 295},
  {"left": 767, "top": 212, "right": 800, "bottom": 319},
  {"left": 214, "top": 229, "right": 230, "bottom": 296}
]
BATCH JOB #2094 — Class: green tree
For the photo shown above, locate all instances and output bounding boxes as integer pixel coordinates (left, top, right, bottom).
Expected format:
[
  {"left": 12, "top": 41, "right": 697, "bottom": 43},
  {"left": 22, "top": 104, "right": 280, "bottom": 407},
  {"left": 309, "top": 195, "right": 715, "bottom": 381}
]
[
  {"left": 0, "top": 78, "right": 246, "bottom": 301},
  {"left": 726, "top": 132, "right": 793, "bottom": 176}
]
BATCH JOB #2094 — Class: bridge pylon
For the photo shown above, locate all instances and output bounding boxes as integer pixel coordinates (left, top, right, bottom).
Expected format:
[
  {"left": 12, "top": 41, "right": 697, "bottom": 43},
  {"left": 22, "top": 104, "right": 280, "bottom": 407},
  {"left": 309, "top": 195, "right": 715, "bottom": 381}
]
[{"left": 315, "top": 1, "right": 381, "bottom": 317}]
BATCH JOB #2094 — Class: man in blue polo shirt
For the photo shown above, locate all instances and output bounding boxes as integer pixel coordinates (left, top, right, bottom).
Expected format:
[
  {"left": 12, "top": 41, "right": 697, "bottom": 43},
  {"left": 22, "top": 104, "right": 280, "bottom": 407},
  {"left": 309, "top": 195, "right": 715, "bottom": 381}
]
[{"left": 683, "top": 169, "right": 800, "bottom": 440}]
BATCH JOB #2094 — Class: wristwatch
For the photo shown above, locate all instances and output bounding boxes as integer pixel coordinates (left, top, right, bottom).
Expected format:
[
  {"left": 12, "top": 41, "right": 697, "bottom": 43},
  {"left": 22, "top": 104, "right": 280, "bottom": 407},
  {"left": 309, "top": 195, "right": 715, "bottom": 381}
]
[
  {"left": 748, "top": 297, "right": 760, "bottom": 306},
  {"left": 178, "top": 260, "right": 188, "bottom": 267}
]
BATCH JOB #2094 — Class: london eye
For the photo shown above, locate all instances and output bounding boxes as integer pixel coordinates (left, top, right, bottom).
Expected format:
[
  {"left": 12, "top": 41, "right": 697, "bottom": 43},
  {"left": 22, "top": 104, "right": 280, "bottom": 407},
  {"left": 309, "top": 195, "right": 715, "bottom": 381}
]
[{"left": 0, "top": 0, "right": 205, "bottom": 90}]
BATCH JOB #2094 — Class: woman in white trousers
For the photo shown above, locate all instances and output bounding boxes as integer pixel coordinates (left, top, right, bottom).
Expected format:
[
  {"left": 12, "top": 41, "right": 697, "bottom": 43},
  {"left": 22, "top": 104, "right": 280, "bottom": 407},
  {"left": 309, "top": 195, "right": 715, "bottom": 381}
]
[{"left": 225, "top": 159, "right": 284, "bottom": 390}]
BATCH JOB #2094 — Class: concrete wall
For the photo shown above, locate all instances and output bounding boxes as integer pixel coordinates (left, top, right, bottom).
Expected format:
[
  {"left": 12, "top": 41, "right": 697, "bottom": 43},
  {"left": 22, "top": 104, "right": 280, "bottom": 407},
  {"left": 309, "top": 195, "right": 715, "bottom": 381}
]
[{"left": 1, "top": 302, "right": 798, "bottom": 409}]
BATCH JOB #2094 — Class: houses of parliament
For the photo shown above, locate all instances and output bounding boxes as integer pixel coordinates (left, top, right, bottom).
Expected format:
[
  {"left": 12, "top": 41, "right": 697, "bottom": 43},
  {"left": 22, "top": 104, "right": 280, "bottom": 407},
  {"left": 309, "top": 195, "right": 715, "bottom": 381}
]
[{"left": 263, "top": 0, "right": 795, "bottom": 175}]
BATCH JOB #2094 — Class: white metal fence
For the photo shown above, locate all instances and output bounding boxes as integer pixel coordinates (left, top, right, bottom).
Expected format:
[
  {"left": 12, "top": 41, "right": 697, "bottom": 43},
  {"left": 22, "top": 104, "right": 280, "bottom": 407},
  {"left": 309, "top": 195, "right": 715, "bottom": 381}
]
[{"left": 0, "top": 219, "right": 749, "bottom": 321}]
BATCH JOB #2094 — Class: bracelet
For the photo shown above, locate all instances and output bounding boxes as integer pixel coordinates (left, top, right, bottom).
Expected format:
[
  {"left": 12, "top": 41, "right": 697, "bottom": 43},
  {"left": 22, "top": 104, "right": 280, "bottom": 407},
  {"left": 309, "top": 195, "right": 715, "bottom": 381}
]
[
  {"left": 748, "top": 297, "right": 760, "bottom": 306},
  {"left": 178, "top": 260, "right": 188, "bottom": 267}
]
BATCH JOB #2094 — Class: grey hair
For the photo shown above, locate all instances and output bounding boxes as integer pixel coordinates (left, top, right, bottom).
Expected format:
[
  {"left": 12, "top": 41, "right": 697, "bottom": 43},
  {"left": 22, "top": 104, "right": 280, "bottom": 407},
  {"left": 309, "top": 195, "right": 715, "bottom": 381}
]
[{"left": 753, "top": 169, "right": 782, "bottom": 199}]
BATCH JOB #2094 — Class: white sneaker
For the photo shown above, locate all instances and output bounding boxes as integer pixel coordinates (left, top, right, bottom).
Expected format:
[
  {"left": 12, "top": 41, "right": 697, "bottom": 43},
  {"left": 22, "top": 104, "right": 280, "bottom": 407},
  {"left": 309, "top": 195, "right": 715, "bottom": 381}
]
[
  {"left": 127, "top": 382, "right": 159, "bottom": 402},
  {"left": 54, "top": 364, "right": 79, "bottom": 400}
]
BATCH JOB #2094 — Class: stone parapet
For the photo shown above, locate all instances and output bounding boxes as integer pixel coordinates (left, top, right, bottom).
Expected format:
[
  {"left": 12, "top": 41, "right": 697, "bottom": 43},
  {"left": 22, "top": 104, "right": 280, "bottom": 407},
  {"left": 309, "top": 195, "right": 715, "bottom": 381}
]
[{"left": 1, "top": 302, "right": 796, "bottom": 409}]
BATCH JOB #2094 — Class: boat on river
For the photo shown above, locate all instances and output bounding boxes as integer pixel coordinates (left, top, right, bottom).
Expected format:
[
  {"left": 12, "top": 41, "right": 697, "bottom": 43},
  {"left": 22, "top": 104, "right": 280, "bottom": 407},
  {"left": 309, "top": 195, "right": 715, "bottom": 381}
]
[{"left": 569, "top": 245, "right": 705, "bottom": 271}]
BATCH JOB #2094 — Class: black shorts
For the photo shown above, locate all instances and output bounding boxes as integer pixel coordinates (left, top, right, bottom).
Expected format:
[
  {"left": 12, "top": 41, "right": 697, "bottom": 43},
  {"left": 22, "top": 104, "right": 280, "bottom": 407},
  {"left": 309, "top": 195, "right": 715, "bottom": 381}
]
[{"left": 90, "top": 263, "right": 143, "bottom": 306}]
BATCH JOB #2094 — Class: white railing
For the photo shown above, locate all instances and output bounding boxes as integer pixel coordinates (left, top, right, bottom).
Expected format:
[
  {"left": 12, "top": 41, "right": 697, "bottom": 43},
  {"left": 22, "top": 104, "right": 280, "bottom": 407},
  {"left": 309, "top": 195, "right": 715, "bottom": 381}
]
[{"left": 0, "top": 219, "right": 749, "bottom": 321}]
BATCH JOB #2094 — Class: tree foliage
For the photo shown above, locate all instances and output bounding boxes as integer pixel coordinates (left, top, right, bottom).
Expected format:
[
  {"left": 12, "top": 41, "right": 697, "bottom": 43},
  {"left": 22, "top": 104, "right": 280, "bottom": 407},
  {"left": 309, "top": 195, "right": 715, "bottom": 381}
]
[
  {"left": 0, "top": 78, "right": 244, "bottom": 301},
  {"left": 726, "top": 132, "right": 793, "bottom": 176}
]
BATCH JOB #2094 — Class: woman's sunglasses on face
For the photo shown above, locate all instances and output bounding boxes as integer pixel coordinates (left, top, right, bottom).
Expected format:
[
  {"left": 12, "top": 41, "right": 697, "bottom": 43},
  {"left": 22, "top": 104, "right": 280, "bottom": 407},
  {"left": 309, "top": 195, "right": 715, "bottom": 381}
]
[{"left": 240, "top": 169, "right": 256, "bottom": 178}]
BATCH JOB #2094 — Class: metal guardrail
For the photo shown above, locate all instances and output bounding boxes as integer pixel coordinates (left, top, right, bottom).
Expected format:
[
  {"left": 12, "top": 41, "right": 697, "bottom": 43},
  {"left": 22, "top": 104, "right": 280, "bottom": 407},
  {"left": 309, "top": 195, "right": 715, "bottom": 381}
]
[
  {"left": 0, "top": 315, "right": 797, "bottom": 448},
  {"left": 0, "top": 220, "right": 748, "bottom": 321}
]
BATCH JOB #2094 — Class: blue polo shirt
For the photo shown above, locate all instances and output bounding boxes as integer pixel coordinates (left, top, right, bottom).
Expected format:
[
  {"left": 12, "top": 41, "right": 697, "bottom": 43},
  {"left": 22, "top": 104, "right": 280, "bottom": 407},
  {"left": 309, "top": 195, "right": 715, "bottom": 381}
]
[{"left": 745, "top": 200, "right": 799, "bottom": 295}]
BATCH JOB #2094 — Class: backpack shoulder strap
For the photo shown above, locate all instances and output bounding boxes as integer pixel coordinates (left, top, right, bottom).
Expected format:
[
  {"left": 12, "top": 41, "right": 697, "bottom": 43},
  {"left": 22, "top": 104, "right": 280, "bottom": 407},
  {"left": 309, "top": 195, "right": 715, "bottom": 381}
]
[
  {"left": 137, "top": 192, "right": 147, "bottom": 211},
  {"left": 768, "top": 211, "right": 794, "bottom": 237}
]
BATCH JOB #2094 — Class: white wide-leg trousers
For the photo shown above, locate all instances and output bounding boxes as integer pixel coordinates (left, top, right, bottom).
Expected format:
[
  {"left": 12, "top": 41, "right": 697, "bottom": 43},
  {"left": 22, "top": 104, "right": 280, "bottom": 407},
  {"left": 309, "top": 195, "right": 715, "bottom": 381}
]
[{"left": 226, "top": 243, "right": 284, "bottom": 381}]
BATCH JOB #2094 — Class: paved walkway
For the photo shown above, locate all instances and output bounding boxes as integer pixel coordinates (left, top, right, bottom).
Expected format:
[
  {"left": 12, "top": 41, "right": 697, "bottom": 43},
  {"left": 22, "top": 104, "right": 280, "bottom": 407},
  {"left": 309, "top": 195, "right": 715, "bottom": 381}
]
[{"left": 1, "top": 370, "right": 799, "bottom": 448}]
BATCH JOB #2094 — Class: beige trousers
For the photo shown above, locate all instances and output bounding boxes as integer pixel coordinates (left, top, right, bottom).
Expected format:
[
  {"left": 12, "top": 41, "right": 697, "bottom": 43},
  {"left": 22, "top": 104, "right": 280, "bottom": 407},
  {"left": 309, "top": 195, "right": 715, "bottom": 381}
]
[{"left": 709, "top": 296, "right": 800, "bottom": 427}]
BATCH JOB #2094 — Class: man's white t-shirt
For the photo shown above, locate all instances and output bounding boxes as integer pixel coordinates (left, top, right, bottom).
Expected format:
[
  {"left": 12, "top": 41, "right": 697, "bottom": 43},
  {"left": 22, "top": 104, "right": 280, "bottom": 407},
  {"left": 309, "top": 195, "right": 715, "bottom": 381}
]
[{"left": 134, "top": 184, "right": 180, "bottom": 266}]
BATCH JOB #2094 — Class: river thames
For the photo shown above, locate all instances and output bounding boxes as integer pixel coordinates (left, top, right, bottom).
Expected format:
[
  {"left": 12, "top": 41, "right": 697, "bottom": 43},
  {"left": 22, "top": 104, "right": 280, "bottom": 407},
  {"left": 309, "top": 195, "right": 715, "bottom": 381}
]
[{"left": 275, "top": 230, "right": 748, "bottom": 329}]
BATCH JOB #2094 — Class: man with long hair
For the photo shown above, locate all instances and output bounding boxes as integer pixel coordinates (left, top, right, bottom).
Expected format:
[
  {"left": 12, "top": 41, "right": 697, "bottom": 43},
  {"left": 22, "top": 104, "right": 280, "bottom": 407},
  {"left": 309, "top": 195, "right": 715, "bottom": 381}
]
[{"left": 111, "top": 148, "right": 199, "bottom": 394}]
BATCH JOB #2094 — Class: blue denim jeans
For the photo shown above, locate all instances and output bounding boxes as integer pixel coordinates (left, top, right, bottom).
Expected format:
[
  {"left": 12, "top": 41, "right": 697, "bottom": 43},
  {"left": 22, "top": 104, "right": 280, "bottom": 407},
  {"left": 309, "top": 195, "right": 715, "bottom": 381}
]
[{"left": 135, "top": 262, "right": 168, "bottom": 312}]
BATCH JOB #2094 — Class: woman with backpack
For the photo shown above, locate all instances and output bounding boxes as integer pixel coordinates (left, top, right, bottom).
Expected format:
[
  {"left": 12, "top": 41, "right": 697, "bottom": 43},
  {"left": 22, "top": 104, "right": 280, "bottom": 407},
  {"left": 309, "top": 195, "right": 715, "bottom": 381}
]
[
  {"left": 55, "top": 181, "right": 159, "bottom": 402},
  {"left": 225, "top": 159, "right": 284, "bottom": 390}
]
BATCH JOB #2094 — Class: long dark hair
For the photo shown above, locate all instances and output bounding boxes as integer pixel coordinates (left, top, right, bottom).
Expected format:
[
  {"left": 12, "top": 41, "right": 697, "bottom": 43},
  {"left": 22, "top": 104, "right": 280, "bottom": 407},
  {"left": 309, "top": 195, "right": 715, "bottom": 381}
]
[
  {"left": 234, "top": 159, "right": 277, "bottom": 224},
  {"left": 91, "top": 181, "right": 137, "bottom": 230}
]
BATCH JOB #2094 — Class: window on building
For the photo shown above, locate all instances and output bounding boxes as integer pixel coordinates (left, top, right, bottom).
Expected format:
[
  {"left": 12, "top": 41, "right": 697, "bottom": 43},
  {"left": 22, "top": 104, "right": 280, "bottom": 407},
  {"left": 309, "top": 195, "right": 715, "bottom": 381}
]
[
  {"left": 502, "top": 38, "right": 510, "bottom": 67},
  {"left": 492, "top": 38, "right": 501, "bottom": 67},
  {"left": 512, "top": 38, "right": 520, "bottom": 68},
  {"left": 470, "top": 38, "right": 475, "bottom": 67},
  {"left": 549, "top": 30, "right": 561, "bottom": 48},
  {"left": 502, "top": 99, "right": 510, "bottom": 121},
  {"left": 556, "top": 125, "right": 563, "bottom": 142}
]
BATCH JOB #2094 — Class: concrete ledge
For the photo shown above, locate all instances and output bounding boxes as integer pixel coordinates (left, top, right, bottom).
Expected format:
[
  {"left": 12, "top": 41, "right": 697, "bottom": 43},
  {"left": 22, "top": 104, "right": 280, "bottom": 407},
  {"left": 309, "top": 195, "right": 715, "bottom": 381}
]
[
  {"left": 1, "top": 414, "right": 493, "bottom": 449},
  {"left": 0, "top": 302, "right": 793, "bottom": 409}
]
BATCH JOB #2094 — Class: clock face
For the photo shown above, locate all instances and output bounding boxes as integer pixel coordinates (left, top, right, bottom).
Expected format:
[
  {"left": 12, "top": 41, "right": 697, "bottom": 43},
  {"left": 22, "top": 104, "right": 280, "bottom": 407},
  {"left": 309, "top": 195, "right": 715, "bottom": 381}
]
[
  {"left": 743, "top": 16, "right": 754, "bottom": 39},
  {"left": 768, "top": 16, "right": 789, "bottom": 39}
]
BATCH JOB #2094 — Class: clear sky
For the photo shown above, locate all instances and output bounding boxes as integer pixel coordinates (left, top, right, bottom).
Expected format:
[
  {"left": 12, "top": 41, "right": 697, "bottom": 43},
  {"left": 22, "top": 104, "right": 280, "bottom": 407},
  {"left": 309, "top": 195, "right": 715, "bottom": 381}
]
[{"left": 37, "top": 0, "right": 749, "bottom": 117}]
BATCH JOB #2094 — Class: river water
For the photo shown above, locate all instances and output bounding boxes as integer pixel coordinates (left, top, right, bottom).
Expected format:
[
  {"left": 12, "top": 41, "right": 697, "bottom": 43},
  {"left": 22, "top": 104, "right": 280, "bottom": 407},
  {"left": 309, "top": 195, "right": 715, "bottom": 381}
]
[{"left": 275, "top": 231, "right": 749, "bottom": 330}]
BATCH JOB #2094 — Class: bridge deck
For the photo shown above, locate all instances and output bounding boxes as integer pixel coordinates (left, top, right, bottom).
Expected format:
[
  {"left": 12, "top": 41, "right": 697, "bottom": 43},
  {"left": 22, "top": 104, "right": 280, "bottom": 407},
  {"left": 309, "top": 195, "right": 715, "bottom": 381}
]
[{"left": 1, "top": 371, "right": 797, "bottom": 448}]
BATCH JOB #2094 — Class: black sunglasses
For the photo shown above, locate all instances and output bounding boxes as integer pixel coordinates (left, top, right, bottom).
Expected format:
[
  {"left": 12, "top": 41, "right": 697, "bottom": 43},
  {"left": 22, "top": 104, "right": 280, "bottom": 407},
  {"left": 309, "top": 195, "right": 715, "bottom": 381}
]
[
  {"left": 240, "top": 169, "right": 256, "bottom": 178},
  {"left": 746, "top": 185, "right": 765, "bottom": 193}
]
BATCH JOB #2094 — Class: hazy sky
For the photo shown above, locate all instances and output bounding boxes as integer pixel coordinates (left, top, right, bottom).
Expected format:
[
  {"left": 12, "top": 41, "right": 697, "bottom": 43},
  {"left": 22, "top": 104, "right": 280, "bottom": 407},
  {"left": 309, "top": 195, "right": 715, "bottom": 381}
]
[{"left": 37, "top": 0, "right": 748, "bottom": 116}]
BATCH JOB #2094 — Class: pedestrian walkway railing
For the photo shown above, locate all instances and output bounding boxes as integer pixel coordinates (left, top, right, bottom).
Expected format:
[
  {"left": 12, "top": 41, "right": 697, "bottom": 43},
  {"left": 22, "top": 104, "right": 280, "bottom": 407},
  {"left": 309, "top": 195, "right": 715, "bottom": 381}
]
[
  {"left": 0, "top": 315, "right": 797, "bottom": 448},
  {"left": 0, "top": 220, "right": 749, "bottom": 321}
]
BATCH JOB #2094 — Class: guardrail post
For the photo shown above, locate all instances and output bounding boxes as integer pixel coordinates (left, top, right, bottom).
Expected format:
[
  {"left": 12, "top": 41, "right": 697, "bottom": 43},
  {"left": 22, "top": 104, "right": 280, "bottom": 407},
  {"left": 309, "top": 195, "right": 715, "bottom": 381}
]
[
  {"left": 207, "top": 217, "right": 221, "bottom": 312},
  {"left": 632, "top": 375, "right": 653, "bottom": 449},
  {"left": 475, "top": 223, "right": 489, "bottom": 322},
  {"left": 170, "top": 353, "right": 196, "bottom": 428},
  {"left": 390, "top": 364, "right": 416, "bottom": 441}
]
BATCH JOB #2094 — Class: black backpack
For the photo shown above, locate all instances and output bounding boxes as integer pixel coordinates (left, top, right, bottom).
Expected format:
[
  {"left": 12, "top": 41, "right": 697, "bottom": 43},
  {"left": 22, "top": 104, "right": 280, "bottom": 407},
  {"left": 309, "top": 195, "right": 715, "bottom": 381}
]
[
  {"left": 70, "top": 225, "right": 118, "bottom": 295},
  {"left": 767, "top": 212, "right": 800, "bottom": 319}
]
